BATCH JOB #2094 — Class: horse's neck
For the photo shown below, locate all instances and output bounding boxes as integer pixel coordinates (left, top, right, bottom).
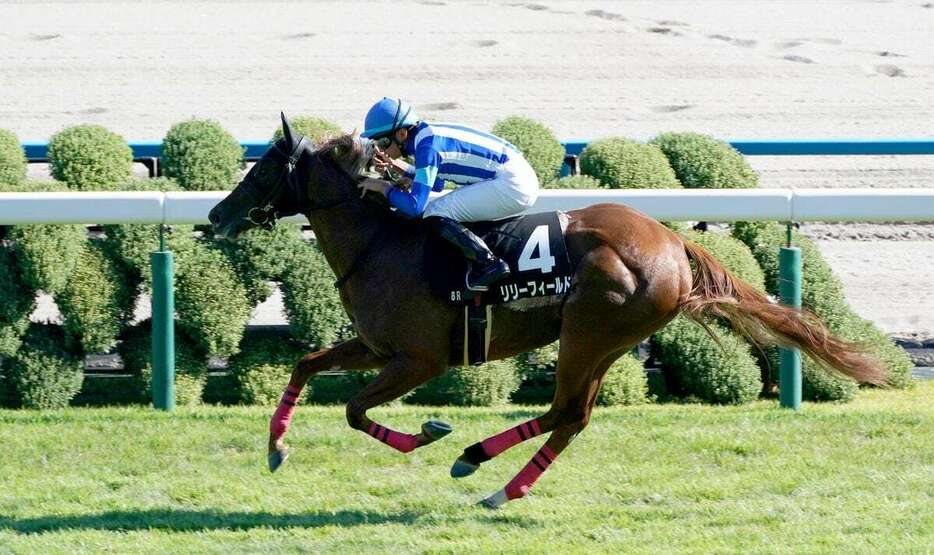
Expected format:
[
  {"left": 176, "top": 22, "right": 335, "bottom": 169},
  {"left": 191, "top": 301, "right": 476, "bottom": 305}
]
[{"left": 308, "top": 205, "right": 386, "bottom": 280}]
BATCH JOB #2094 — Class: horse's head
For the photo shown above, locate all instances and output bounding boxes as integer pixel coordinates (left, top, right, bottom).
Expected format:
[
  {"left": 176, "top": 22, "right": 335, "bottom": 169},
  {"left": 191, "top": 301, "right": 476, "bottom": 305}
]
[
  {"left": 209, "top": 113, "right": 377, "bottom": 240},
  {"left": 209, "top": 113, "right": 315, "bottom": 239}
]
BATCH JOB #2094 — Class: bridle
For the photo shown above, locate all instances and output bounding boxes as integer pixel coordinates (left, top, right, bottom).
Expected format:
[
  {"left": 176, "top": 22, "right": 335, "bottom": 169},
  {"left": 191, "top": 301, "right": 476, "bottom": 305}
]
[
  {"left": 245, "top": 135, "right": 312, "bottom": 230},
  {"left": 242, "top": 133, "right": 383, "bottom": 289},
  {"left": 246, "top": 135, "right": 374, "bottom": 231}
]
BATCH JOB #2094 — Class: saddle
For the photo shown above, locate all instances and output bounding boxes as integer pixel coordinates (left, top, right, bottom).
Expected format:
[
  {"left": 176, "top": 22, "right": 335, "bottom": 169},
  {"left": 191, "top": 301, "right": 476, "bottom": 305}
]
[{"left": 424, "top": 211, "right": 574, "bottom": 366}]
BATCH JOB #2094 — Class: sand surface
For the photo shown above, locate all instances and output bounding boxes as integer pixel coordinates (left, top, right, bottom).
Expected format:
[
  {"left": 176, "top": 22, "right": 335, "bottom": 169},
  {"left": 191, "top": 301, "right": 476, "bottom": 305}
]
[{"left": 3, "top": 0, "right": 933, "bottom": 339}]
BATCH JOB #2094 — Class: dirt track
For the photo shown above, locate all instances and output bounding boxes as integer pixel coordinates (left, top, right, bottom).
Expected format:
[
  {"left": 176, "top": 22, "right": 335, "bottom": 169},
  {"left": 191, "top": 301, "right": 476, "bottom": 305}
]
[{"left": 2, "top": 0, "right": 932, "bottom": 339}]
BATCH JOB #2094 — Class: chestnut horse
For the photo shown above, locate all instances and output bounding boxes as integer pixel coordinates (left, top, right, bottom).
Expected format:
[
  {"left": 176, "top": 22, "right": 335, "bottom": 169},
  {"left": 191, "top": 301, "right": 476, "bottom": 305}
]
[{"left": 209, "top": 115, "right": 885, "bottom": 508}]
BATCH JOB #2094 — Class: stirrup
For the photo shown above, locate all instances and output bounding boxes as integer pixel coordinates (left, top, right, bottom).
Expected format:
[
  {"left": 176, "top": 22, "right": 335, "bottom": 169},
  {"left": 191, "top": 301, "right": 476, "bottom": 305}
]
[
  {"left": 465, "top": 259, "right": 510, "bottom": 292},
  {"left": 465, "top": 274, "right": 489, "bottom": 293}
]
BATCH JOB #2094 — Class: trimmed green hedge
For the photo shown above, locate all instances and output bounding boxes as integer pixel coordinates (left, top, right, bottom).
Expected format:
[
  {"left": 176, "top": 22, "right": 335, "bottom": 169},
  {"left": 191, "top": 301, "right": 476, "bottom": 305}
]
[
  {"left": 0, "top": 129, "right": 26, "bottom": 189},
  {"left": 4, "top": 324, "right": 84, "bottom": 409},
  {"left": 0, "top": 360, "right": 14, "bottom": 408},
  {"left": 408, "top": 361, "right": 520, "bottom": 406},
  {"left": 57, "top": 240, "right": 135, "bottom": 354},
  {"left": 72, "top": 375, "right": 145, "bottom": 407},
  {"left": 9, "top": 223, "right": 85, "bottom": 295},
  {"left": 105, "top": 222, "right": 195, "bottom": 285},
  {"left": 104, "top": 179, "right": 193, "bottom": 284},
  {"left": 162, "top": 120, "right": 244, "bottom": 191},
  {"left": 227, "top": 329, "right": 307, "bottom": 405},
  {"left": 651, "top": 230, "right": 765, "bottom": 404},
  {"left": 271, "top": 116, "right": 343, "bottom": 143},
  {"left": 213, "top": 225, "right": 305, "bottom": 306},
  {"left": 511, "top": 344, "right": 650, "bottom": 406},
  {"left": 650, "top": 132, "right": 758, "bottom": 189},
  {"left": 307, "top": 370, "right": 381, "bottom": 405},
  {"left": 653, "top": 315, "right": 763, "bottom": 404},
  {"left": 731, "top": 222, "right": 913, "bottom": 398},
  {"left": 0, "top": 245, "right": 35, "bottom": 358},
  {"left": 547, "top": 175, "right": 604, "bottom": 189},
  {"left": 120, "top": 320, "right": 209, "bottom": 406},
  {"left": 105, "top": 177, "right": 251, "bottom": 360},
  {"left": 733, "top": 222, "right": 851, "bottom": 326},
  {"left": 47, "top": 125, "right": 133, "bottom": 191},
  {"left": 580, "top": 138, "right": 681, "bottom": 189},
  {"left": 511, "top": 342, "right": 558, "bottom": 404},
  {"left": 175, "top": 240, "right": 252, "bottom": 358},
  {"left": 280, "top": 238, "right": 353, "bottom": 349},
  {"left": 492, "top": 117, "right": 565, "bottom": 185},
  {"left": 597, "top": 354, "right": 650, "bottom": 406},
  {"left": 842, "top": 313, "right": 914, "bottom": 390}
]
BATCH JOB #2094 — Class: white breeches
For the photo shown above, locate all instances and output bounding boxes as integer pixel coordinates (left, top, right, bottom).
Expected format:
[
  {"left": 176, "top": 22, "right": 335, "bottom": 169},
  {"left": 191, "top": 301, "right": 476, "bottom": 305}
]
[{"left": 422, "top": 155, "right": 540, "bottom": 222}]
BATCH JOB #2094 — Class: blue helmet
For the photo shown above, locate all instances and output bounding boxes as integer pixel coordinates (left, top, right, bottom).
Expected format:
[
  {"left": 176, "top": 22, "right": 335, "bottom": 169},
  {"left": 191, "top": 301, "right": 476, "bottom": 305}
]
[{"left": 361, "top": 97, "right": 419, "bottom": 139}]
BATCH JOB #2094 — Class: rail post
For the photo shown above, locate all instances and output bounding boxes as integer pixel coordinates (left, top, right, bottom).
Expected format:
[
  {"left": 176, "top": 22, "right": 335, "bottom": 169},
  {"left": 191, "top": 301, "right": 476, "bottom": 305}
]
[
  {"left": 151, "top": 224, "right": 175, "bottom": 411},
  {"left": 778, "top": 223, "right": 802, "bottom": 410}
]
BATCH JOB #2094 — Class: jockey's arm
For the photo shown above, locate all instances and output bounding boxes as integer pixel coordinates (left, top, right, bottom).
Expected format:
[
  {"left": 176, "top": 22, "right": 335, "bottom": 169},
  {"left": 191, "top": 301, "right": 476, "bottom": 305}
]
[
  {"left": 386, "top": 141, "right": 442, "bottom": 218},
  {"left": 387, "top": 166, "right": 436, "bottom": 217}
]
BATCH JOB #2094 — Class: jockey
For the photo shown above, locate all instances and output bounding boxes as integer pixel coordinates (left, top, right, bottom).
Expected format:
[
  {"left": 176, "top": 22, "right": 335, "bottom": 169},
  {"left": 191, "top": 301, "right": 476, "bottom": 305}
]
[{"left": 357, "top": 97, "right": 540, "bottom": 292}]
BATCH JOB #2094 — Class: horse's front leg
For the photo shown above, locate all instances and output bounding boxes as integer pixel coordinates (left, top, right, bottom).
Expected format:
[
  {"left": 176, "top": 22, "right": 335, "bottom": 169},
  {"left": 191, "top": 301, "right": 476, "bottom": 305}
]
[
  {"left": 345, "top": 354, "right": 453, "bottom": 453},
  {"left": 268, "top": 337, "right": 387, "bottom": 472}
]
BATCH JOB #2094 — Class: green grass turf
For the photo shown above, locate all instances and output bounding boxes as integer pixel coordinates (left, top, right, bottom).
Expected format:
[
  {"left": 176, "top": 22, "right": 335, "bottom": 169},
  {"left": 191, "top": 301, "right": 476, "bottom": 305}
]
[{"left": 1, "top": 383, "right": 932, "bottom": 554}]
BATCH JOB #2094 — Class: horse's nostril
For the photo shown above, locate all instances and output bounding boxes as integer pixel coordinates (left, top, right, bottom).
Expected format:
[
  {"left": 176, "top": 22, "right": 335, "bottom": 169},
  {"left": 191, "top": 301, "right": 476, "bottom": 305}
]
[{"left": 209, "top": 209, "right": 220, "bottom": 226}]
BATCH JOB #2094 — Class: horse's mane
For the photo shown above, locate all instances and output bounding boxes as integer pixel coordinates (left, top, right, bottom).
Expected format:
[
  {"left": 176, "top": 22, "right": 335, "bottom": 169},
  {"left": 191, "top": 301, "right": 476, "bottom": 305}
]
[
  {"left": 316, "top": 133, "right": 370, "bottom": 178},
  {"left": 311, "top": 133, "right": 417, "bottom": 230}
]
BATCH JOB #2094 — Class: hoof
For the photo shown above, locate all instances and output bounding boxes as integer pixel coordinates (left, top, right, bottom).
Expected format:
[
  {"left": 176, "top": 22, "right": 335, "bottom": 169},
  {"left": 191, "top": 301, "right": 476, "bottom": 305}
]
[
  {"left": 450, "top": 456, "right": 480, "bottom": 479},
  {"left": 421, "top": 420, "right": 453, "bottom": 443},
  {"left": 268, "top": 449, "right": 289, "bottom": 473},
  {"left": 477, "top": 489, "right": 508, "bottom": 509}
]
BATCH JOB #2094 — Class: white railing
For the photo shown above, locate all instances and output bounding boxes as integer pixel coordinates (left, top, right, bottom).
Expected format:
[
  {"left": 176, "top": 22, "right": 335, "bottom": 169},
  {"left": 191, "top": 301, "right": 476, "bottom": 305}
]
[{"left": 2, "top": 189, "right": 933, "bottom": 225}]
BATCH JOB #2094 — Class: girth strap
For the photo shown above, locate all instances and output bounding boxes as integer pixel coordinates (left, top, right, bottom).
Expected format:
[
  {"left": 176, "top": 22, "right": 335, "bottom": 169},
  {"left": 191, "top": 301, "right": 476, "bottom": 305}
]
[{"left": 464, "top": 296, "right": 492, "bottom": 366}]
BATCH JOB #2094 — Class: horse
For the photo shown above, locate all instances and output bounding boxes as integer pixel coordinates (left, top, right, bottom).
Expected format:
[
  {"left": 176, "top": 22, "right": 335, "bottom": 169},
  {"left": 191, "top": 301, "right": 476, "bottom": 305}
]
[{"left": 209, "top": 114, "right": 886, "bottom": 509}]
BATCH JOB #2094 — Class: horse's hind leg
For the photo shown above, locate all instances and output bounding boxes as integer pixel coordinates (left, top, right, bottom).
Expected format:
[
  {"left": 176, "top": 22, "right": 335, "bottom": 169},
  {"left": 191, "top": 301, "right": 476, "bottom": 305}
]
[
  {"left": 345, "top": 354, "right": 454, "bottom": 453},
  {"left": 268, "top": 337, "right": 387, "bottom": 472},
  {"left": 451, "top": 246, "right": 641, "bottom": 479},
  {"left": 450, "top": 322, "right": 618, "bottom": 479},
  {"left": 477, "top": 348, "right": 622, "bottom": 508},
  {"left": 479, "top": 348, "right": 622, "bottom": 508}
]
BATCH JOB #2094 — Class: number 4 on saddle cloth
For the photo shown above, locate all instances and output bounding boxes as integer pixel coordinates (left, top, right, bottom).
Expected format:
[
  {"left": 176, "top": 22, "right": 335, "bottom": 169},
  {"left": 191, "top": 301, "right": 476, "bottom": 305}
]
[{"left": 425, "top": 211, "right": 574, "bottom": 366}]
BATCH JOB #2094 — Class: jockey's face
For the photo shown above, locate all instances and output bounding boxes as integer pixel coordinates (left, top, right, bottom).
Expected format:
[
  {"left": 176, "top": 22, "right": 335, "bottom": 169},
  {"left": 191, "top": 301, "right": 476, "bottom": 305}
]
[{"left": 378, "top": 128, "right": 408, "bottom": 159}]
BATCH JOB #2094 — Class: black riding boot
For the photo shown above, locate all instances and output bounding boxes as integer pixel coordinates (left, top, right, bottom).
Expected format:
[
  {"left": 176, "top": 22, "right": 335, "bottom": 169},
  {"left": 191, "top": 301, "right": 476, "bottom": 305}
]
[{"left": 427, "top": 217, "right": 511, "bottom": 292}]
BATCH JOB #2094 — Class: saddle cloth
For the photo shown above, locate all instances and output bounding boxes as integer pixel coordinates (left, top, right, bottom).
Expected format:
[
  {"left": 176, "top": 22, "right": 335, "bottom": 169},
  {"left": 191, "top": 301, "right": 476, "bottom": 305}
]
[
  {"left": 426, "top": 210, "right": 573, "bottom": 307},
  {"left": 425, "top": 210, "right": 574, "bottom": 367}
]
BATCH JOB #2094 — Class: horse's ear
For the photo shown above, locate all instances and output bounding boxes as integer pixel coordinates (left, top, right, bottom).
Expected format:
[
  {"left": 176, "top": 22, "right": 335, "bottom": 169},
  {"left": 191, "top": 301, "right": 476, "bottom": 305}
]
[{"left": 280, "top": 111, "right": 296, "bottom": 149}]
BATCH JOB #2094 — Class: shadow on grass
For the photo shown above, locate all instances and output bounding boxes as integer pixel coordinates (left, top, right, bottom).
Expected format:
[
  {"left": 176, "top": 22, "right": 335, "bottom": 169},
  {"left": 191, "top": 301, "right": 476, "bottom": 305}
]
[{"left": 0, "top": 508, "right": 421, "bottom": 534}]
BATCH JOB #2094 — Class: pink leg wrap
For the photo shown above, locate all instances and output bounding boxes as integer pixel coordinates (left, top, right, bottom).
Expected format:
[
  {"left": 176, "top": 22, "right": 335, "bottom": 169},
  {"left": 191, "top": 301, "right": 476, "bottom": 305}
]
[
  {"left": 481, "top": 418, "right": 543, "bottom": 458},
  {"left": 269, "top": 385, "right": 302, "bottom": 439},
  {"left": 505, "top": 445, "right": 557, "bottom": 500},
  {"left": 367, "top": 422, "right": 419, "bottom": 453}
]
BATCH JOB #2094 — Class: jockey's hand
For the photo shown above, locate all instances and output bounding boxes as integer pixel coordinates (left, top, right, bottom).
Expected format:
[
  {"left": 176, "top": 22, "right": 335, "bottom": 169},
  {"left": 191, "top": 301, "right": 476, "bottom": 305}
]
[
  {"left": 373, "top": 148, "right": 393, "bottom": 173},
  {"left": 373, "top": 148, "right": 411, "bottom": 181},
  {"left": 358, "top": 179, "right": 392, "bottom": 198}
]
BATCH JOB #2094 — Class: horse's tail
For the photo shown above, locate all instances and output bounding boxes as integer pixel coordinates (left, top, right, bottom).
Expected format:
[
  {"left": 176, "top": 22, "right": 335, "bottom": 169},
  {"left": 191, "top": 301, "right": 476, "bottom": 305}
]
[{"left": 678, "top": 240, "right": 888, "bottom": 385}]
